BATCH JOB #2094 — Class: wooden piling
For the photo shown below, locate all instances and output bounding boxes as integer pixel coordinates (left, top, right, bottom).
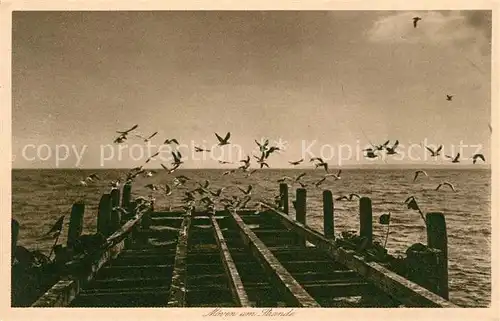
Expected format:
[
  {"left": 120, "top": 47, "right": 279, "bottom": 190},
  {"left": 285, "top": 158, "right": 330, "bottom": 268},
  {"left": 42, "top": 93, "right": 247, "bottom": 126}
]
[
  {"left": 359, "top": 197, "right": 373, "bottom": 246},
  {"left": 426, "top": 212, "right": 449, "bottom": 300},
  {"left": 279, "top": 183, "right": 289, "bottom": 214},
  {"left": 122, "top": 183, "right": 132, "bottom": 210},
  {"left": 109, "top": 208, "right": 122, "bottom": 235},
  {"left": 97, "top": 194, "right": 112, "bottom": 237},
  {"left": 12, "top": 219, "right": 19, "bottom": 260},
  {"left": 295, "top": 188, "right": 307, "bottom": 246},
  {"left": 66, "top": 203, "right": 85, "bottom": 248},
  {"left": 322, "top": 190, "right": 334, "bottom": 239}
]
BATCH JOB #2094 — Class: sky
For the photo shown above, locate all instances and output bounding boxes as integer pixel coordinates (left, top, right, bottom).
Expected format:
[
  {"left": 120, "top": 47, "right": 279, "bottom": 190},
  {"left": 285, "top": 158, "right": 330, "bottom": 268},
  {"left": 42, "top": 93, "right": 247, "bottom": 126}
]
[{"left": 11, "top": 10, "right": 492, "bottom": 169}]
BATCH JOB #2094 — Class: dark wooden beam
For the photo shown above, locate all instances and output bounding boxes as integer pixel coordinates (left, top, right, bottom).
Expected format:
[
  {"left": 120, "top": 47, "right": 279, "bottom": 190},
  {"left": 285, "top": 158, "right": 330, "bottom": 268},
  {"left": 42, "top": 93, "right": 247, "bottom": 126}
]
[
  {"left": 229, "top": 210, "right": 320, "bottom": 307},
  {"left": 167, "top": 214, "right": 191, "bottom": 307}
]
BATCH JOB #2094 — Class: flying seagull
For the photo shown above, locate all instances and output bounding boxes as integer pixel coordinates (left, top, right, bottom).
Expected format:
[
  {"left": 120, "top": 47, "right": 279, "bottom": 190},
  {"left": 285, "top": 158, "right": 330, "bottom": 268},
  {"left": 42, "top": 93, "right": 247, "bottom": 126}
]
[
  {"left": 164, "top": 184, "right": 172, "bottom": 196},
  {"left": 195, "top": 146, "right": 210, "bottom": 152},
  {"left": 472, "top": 154, "right": 486, "bottom": 164},
  {"left": 161, "top": 163, "right": 179, "bottom": 174},
  {"left": 314, "top": 177, "right": 327, "bottom": 187},
  {"left": 375, "top": 140, "right": 390, "bottom": 151},
  {"left": 436, "top": 182, "right": 456, "bottom": 192},
  {"left": 386, "top": 140, "right": 399, "bottom": 155},
  {"left": 145, "top": 151, "right": 160, "bottom": 164},
  {"left": 426, "top": 145, "right": 443, "bottom": 157},
  {"left": 312, "top": 157, "right": 329, "bottom": 172},
  {"left": 238, "top": 185, "right": 253, "bottom": 196},
  {"left": 277, "top": 176, "right": 292, "bottom": 183},
  {"left": 215, "top": 132, "right": 231, "bottom": 146},
  {"left": 325, "top": 169, "right": 342, "bottom": 180},
  {"left": 336, "top": 193, "right": 361, "bottom": 201},
  {"left": 413, "top": 170, "right": 428, "bottom": 182},
  {"left": 171, "top": 151, "right": 183, "bottom": 166},
  {"left": 255, "top": 139, "right": 270, "bottom": 153},
  {"left": 295, "top": 172, "right": 306, "bottom": 182},
  {"left": 365, "top": 150, "right": 379, "bottom": 159},
  {"left": 164, "top": 139, "right": 180, "bottom": 145},
  {"left": 289, "top": 159, "right": 304, "bottom": 166},
  {"left": 445, "top": 153, "right": 460, "bottom": 163},
  {"left": 116, "top": 124, "right": 138, "bottom": 135},
  {"left": 446, "top": 95, "right": 453, "bottom": 101},
  {"left": 413, "top": 17, "right": 422, "bottom": 28},
  {"left": 135, "top": 132, "right": 158, "bottom": 143}
]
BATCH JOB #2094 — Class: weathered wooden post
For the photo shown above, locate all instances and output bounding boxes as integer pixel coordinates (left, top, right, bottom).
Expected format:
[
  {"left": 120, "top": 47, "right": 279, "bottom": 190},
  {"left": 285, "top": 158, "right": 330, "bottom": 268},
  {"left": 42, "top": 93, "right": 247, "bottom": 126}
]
[
  {"left": 125, "top": 200, "right": 138, "bottom": 247},
  {"left": 12, "top": 219, "right": 19, "bottom": 260},
  {"left": 108, "top": 188, "right": 122, "bottom": 234},
  {"left": 122, "top": 183, "right": 132, "bottom": 210},
  {"left": 323, "top": 190, "right": 334, "bottom": 239},
  {"left": 359, "top": 197, "right": 373, "bottom": 246},
  {"left": 97, "top": 194, "right": 112, "bottom": 237},
  {"left": 66, "top": 202, "right": 85, "bottom": 248},
  {"left": 295, "top": 188, "right": 307, "bottom": 246},
  {"left": 279, "top": 183, "right": 289, "bottom": 214},
  {"left": 426, "top": 212, "right": 449, "bottom": 300}
]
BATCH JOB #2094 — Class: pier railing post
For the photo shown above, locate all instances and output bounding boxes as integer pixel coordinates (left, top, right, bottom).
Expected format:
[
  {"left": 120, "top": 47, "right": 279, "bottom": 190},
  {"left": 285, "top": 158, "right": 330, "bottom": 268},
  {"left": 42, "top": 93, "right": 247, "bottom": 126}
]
[
  {"left": 122, "top": 183, "right": 132, "bottom": 211},
  {"left": 66, "top": 202, "right": 85, "bottom": 248},
  {"left": 426, "top": 212, "right": 449, "bottom": 300},
  {"left": 323, "top": 190, "right": 334, "bottom": 239},
  {"left": 359, "top": 197, "right": 373, "bottom": 247},
  {"left": 97, "top": 194, "right": 112, "bottom": 237},
  {"left": 295, "top": 188, "right": 307, "bottom": 246},
  {"left": 12, "top": 219, "right": 19, "bottom": 261},
  {"left": 279, "top": 183, "right": 289, "bottom": 214},
  {"left": 109, "top": 188, "right": 122, "bottom": 234},
  {"left": 110, "top": 188, "right": 120, "bottom": 209}
]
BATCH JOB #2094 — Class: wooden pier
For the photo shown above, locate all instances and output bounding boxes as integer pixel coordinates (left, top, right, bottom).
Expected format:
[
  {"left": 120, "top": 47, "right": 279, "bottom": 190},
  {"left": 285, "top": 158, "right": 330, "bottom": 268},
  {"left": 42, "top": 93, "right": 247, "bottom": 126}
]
[{"left": 15, "top": 183, "right": 459, "bottom": 308}]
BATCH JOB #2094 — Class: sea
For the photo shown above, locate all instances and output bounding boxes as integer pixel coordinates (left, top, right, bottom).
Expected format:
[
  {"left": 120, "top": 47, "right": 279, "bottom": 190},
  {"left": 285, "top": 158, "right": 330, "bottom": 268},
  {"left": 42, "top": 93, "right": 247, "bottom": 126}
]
[{"left": 11, "top": 168, "right": 491, "bottom": 308}]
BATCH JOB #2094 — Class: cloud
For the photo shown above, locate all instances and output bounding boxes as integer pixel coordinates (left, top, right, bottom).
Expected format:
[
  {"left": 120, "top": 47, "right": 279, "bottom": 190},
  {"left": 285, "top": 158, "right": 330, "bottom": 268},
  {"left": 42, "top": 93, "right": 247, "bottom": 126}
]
[{"left": 366, "top": 11, "right": 491, "bottom": 55}]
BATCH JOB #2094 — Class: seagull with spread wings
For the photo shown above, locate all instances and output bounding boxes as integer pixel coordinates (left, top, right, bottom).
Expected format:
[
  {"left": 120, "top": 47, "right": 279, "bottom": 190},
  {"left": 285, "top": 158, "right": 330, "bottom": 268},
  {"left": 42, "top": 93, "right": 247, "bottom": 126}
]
[
  {"left": 435, "top": 182, "right": 456, "bottom": 192},
  {"left": 413, "top": 170, "right": 428, "bottom": 182},
  {"left": 426, "top": 145, "right": 443, "bottom": 157},
  {"left": 215, "top": 132, "right": 231, "bottom": 146}
]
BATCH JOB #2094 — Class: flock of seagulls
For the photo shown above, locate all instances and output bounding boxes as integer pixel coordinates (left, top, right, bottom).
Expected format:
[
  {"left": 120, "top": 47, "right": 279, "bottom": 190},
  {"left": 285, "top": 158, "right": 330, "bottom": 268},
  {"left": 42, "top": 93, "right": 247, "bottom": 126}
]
[
  {"left": 72, "top": 117, "right": 489, "bottom": 222},
  {"left": 73, "top": 15, "right": 489, "bottom": 221}
]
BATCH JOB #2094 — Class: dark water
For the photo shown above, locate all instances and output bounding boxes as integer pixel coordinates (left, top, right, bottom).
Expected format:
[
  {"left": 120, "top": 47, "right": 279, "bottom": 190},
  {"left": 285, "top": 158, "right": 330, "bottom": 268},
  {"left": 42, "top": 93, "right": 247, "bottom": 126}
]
[{"left": 12, "top": 168, "right": 491, "bottom": 307}]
